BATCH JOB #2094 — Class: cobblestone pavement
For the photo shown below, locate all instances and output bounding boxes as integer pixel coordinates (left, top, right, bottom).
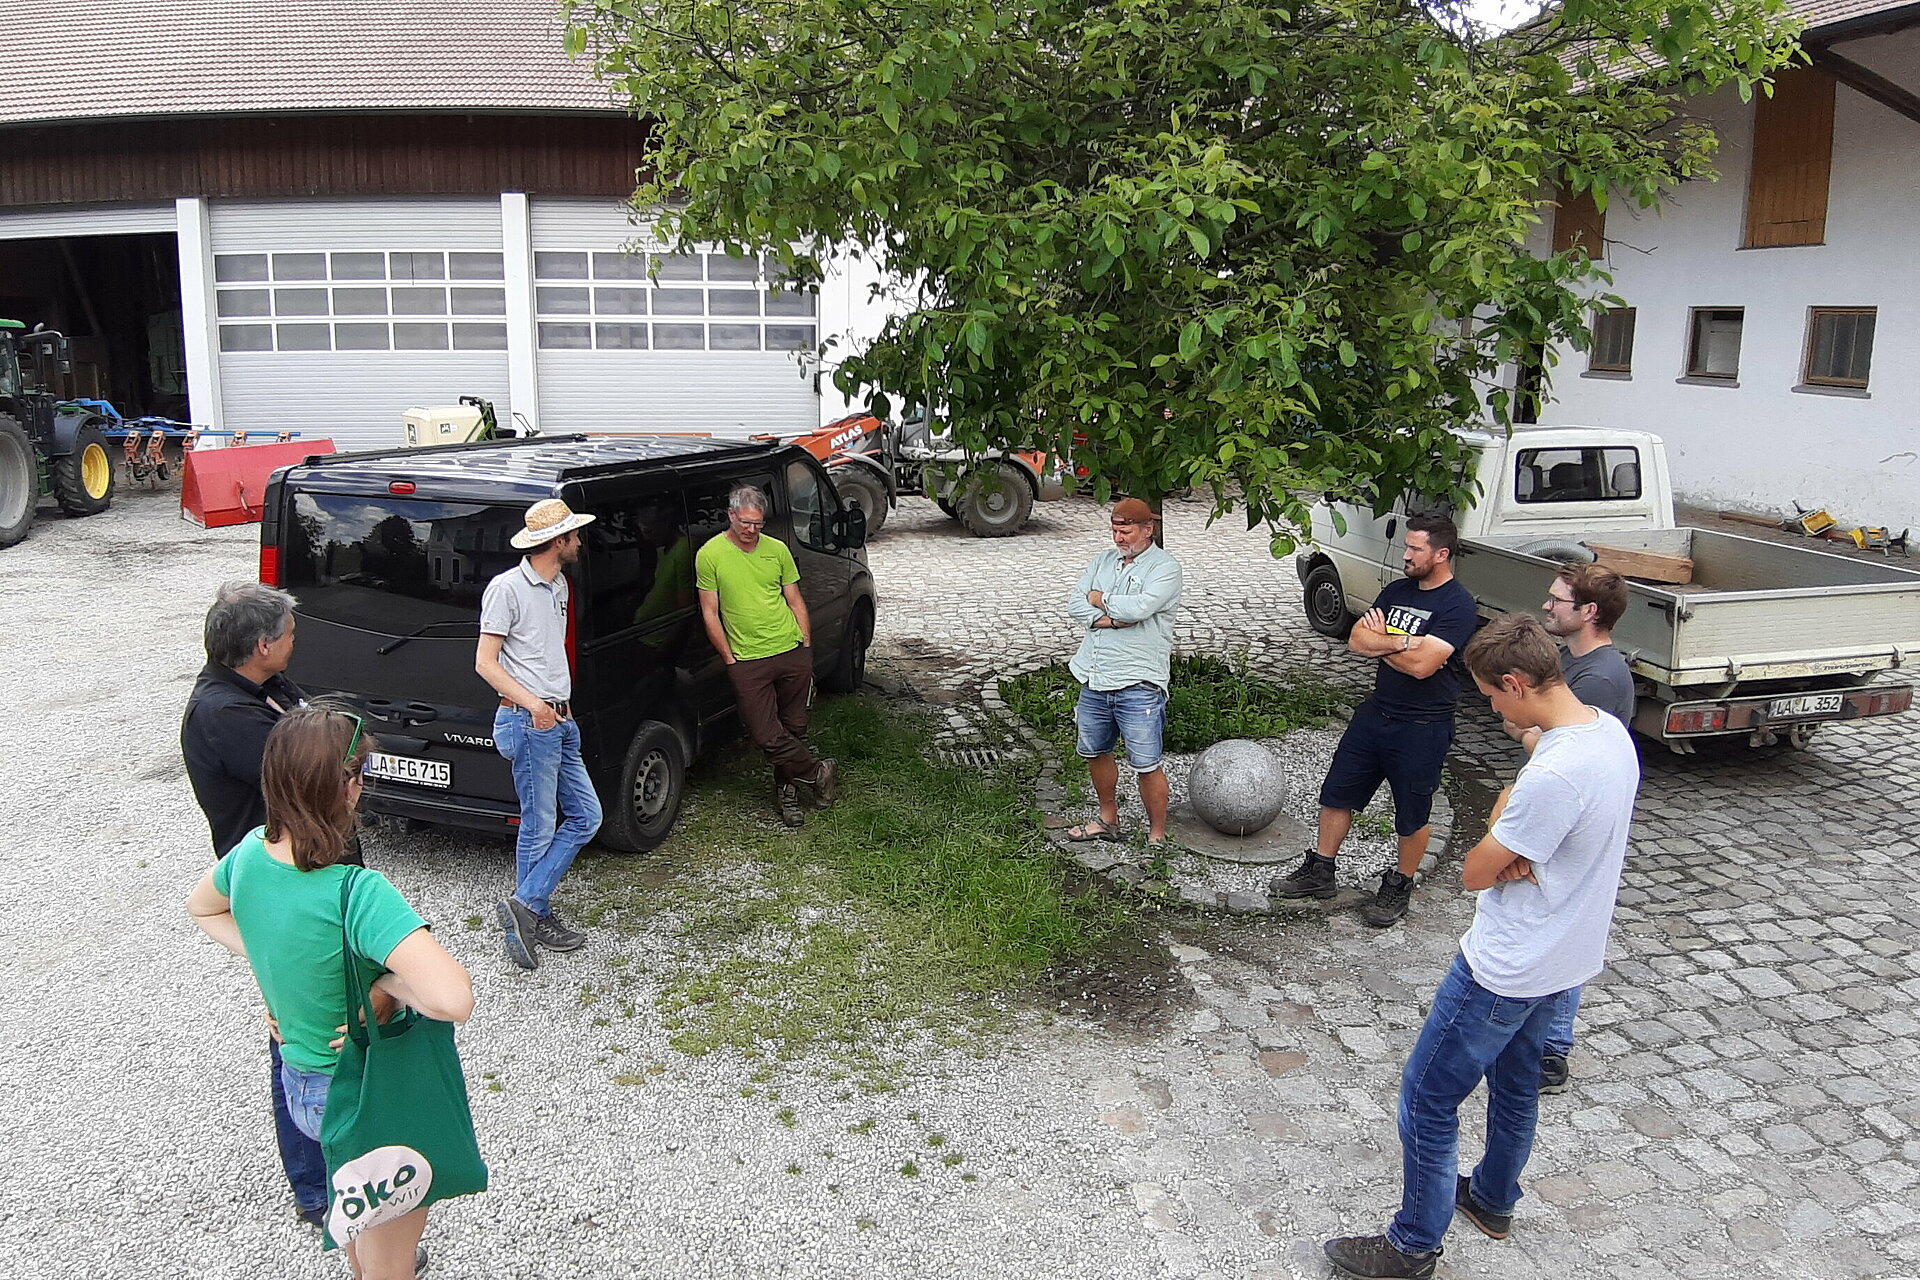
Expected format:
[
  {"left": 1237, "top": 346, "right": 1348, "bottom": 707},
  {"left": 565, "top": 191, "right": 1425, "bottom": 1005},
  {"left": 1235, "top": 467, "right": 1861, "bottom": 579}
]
[
  {"left": 2, "top": 486, "right": 1914, "bottom": 1280},
  {"left": 872, "top": 494, "right": 1920, "bottom": 1280}
]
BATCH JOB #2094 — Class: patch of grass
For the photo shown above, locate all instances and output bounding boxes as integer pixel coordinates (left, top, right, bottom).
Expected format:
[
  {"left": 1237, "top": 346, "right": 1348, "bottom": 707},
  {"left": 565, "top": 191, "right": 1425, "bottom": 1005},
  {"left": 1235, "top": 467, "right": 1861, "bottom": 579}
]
[
  {"left": 463, "top": 915, "right": 483, "bottom": 931},
  {"left": 583, "top": 695, "right": 1127, "bottom": 1072},
  {"left": 1001, "top": 653, "right": 1349, "bottom": 760},
  {"left": 776, "top": 1106, "right": 797, "bottom": 1128},
  {"left": 900, "top": 1160, "right": 920, "bottom": 1177},
  {"left": 941, "top": 1153, "right": 963, "bottom": 1167},
  {"left": 847, "top": 1118, "right": 875, "bottom": 1135}
]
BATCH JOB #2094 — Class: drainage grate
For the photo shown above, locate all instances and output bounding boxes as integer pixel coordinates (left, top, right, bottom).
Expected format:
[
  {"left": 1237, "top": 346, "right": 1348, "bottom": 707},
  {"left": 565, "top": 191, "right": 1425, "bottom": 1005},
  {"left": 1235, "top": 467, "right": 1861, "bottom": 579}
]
[{"left": 937, "top": 746, "right": 1006, "bottom": 769}]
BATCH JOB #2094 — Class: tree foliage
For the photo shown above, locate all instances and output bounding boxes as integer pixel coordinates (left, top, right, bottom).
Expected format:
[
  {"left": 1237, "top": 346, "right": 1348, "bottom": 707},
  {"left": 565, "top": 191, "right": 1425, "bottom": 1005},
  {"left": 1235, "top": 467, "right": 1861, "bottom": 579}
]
[{"left": 565, "top": 0, "right": 1799, "bottom": 544}]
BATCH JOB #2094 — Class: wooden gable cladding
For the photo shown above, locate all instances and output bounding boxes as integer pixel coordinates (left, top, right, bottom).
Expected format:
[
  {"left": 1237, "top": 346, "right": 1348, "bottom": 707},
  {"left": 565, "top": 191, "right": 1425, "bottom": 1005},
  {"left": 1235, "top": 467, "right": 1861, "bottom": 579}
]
[
  {"left": 0, "top": 114, "right": 652, "bottom": 208},
  {"left": 1744, "top": 67, "right": 1837, "bottom": 248},
  {"left": 1551, "top": 187, "right": 1605, "bottom": 259}
]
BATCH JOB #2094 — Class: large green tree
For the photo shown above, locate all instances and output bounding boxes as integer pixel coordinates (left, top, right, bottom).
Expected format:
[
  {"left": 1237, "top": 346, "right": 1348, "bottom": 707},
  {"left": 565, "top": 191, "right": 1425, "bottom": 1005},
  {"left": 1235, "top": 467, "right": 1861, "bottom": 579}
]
[{"left": 565, "top": 0, "right": 1798, "bottom": 544}]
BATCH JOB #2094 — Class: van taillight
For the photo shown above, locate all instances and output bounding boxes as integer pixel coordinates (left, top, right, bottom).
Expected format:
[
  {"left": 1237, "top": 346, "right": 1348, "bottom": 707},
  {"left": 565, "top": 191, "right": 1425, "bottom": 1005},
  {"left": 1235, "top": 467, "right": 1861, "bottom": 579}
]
[
  {"left": 259, "top": 545, "right": 281, "bottom": 586},
  {"left": 564, "top": 570, "right": 578, "bottom": 676}
]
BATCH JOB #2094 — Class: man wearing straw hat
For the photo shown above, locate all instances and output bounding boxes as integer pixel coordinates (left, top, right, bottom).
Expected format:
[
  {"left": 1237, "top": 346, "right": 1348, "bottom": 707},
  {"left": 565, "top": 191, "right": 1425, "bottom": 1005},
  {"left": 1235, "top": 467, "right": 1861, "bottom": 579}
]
[{"left": 478, "top": 498, "right": 604, "bottom": 971}]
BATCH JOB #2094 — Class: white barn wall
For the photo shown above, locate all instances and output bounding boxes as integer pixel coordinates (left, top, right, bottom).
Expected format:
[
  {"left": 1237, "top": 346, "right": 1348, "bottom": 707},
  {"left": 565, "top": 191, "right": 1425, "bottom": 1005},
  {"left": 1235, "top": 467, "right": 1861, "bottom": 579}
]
[{"left": 1537, "top": 31, "right": 1920, "bottom": 530}]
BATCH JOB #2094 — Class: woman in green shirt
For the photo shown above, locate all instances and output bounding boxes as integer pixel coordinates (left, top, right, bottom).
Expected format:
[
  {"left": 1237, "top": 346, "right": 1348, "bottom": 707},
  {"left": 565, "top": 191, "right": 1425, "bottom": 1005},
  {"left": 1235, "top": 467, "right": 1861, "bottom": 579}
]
[{"left": 188, "top": 708, "right": 474, "bottom": 1280}]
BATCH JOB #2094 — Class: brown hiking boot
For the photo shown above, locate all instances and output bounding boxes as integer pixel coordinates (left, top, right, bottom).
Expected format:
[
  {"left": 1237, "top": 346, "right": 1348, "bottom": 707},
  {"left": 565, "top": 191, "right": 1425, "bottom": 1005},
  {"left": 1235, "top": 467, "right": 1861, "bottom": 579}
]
[
  {"left": 807, "top": 758, "right": 840, "bottom": 809},
  {"left": 775, "top": 783, "right": 806, "bottom": 828}
]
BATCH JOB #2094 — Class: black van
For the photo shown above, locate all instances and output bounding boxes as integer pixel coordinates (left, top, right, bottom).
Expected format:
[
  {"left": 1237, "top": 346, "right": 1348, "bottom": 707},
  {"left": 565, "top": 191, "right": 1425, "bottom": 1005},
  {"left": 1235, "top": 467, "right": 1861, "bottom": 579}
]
[{"left": 258, "top": 434, "right": 876, "bottom": 851}]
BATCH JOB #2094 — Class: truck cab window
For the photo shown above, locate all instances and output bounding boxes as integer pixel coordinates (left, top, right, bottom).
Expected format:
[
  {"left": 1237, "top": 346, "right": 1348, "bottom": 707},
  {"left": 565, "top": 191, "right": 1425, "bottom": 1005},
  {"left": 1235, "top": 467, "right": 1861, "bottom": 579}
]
[{"left": 1515, "top": 447, "right": 1641, "bottom": 504}]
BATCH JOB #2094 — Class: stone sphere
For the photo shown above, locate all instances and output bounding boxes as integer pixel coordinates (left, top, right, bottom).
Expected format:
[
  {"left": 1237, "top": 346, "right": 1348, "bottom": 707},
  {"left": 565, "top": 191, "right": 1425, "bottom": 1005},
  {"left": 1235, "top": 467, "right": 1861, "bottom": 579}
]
[{"left": 1187, "top": 739, "right": 1289, "bottom": 836}]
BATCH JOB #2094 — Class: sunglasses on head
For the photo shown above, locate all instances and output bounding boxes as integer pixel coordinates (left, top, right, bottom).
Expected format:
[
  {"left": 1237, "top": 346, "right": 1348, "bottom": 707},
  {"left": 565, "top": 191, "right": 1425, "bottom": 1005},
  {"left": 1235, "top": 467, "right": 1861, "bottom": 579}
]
[{"left": 339, "top": 711, "right": 365, "bottom": 765}]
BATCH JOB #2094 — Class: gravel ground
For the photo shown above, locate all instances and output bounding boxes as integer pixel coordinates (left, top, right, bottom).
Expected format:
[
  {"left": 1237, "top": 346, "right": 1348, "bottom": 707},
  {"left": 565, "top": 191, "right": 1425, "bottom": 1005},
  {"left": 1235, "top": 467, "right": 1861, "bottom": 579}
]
[{"left": 0, "top": 489, "right": 1158, "bottom": 1280}]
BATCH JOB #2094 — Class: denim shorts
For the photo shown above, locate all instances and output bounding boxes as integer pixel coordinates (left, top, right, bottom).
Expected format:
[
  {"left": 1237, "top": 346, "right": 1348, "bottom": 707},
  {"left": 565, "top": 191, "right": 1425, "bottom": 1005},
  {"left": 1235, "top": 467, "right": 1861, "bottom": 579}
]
[
  {"left": 1075, "top": 682, "right": 1168, "bottom": 773},
  {"left": 280, "top": 1061, "right": 332, "bottom": 1145},
  {"left": 1317, "top": 699, "right": 1453, "bottom": 836}
]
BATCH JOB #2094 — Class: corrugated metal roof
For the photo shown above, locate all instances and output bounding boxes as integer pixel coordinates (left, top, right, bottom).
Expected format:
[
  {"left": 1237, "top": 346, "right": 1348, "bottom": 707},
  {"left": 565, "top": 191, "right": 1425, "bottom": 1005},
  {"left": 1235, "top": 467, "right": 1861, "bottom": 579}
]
[{"left": 0, "top": 0, "right": 623, "bottom": 127}]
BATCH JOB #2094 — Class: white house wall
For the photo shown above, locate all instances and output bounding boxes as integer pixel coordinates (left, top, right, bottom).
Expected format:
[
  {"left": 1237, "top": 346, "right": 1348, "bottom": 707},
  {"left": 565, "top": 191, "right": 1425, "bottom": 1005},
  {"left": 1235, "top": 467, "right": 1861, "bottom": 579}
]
[{"left": 1536, "top": 31, "right": 1920, "bottom": 531}]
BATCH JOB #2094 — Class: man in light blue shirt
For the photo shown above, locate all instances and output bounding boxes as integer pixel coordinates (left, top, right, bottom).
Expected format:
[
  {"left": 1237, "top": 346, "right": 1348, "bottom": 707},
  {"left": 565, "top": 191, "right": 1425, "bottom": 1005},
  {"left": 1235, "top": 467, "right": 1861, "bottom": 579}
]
[{"left": 1065, "top": 498, "right": 1184, "bottom": 845}]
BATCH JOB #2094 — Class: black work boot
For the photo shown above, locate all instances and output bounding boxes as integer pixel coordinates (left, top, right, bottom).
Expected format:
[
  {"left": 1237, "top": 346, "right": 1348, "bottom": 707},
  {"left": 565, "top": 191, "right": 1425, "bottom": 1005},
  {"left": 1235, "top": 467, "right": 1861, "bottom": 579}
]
[
  {"left": 1323, "top": 1235, "right": 1440, "bottom": 1279},
  {"left": 776, "top": 783, "right": 806, "bottom": 828},
  {"left": 1456, "top": 1174, "right": 1513, "bottom": 1239},
  {"left": 1363, "top": 869, "right": 1415, "bottom": 928},
  {"left": 1270, "top": 850, "right": 1338, "bottom": 900}
]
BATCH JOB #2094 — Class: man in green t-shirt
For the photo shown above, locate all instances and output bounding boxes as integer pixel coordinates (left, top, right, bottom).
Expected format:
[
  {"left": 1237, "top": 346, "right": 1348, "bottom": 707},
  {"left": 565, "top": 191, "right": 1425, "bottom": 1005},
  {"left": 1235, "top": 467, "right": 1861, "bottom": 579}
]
[{"left": 696, "top": 483, "right": 839, "bottom": 827}]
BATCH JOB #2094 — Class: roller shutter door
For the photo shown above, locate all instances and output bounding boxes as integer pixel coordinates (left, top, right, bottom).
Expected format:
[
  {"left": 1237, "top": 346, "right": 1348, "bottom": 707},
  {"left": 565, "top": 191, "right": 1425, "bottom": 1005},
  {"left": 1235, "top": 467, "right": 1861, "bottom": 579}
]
[
  {"left": 0, "top": 203, "right": 176, "bottom": 240},
  {"left": 529, "top": 199, "right": 818, "bottom": 438},
  {"left": 207, "top": 199, "right": 512, "bottom": 449}
]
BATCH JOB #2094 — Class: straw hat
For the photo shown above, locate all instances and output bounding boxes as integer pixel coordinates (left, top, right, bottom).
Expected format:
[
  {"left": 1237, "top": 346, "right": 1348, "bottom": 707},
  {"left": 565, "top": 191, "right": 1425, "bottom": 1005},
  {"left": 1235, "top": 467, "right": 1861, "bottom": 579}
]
[{"left": 511, "top": 498, "right": 597, "bottom": 549}]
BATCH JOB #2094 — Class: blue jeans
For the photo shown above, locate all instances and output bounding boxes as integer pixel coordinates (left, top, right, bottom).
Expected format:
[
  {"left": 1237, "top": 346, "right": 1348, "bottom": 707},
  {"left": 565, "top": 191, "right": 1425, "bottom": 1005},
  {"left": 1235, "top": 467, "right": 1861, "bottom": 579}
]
[
  {"left": 494, "top": 708, "right": 602, "bottom": 916},
  {"left": 1074, "top": 682, "right": 1167, "bottom": 772},
  {"left": 1544, "top": 984, "right": 1581, "bottom": 1057},
  {"left": 271, "top": 1037, "right": 328, "bottom": 1212},
  {"left": 1388, "top": 953, "right": 1561, "bottom": 1255},
  {"left": 279, "top": 1057, "right": 332, "bottom": 1146}
]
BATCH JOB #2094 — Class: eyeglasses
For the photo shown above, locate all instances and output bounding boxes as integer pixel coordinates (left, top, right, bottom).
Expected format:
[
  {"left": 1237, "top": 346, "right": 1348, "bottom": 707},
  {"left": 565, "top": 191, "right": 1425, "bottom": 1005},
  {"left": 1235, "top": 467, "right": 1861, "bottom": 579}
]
[
  {"left": 1544, "top": 593, "right": 1581, "bottom": 610},
  {"left": 732, "top": 515, "right": 766, "bottom": 529},
  {"left": 339, "top": 711, "right": 365, "bottom": 764}
]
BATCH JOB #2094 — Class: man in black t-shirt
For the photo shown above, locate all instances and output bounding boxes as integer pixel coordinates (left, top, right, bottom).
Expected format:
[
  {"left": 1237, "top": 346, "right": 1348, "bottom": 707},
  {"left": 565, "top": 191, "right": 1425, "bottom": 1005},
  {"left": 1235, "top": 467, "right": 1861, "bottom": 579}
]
[{"left": 1274, "top": 515, "right": 1479, "bottom": 926}]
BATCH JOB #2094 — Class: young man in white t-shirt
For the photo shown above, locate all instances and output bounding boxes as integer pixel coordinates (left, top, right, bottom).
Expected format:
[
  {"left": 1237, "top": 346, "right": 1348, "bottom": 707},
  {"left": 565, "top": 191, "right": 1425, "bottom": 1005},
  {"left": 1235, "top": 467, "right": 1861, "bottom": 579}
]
[{"left": 1323, "top": 613, "right": 1641, "bottom": 1279}]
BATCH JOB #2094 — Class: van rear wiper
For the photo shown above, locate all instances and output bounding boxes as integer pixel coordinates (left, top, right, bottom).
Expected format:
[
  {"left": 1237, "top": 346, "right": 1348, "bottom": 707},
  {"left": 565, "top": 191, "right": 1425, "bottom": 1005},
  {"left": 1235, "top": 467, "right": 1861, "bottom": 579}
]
[{"left": 376, "top": 620, "right": 482, "bottom": 655}]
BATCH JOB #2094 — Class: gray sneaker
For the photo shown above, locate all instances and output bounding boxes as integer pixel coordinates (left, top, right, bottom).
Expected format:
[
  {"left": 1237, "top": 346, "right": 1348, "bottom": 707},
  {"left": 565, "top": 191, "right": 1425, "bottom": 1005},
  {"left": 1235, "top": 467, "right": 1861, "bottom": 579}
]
[
  {"left": 531, "top": 910, "right": 587, "bottom": 952},
  {"left": 497, "top": 898, "right": 539, "bottom": 970}
]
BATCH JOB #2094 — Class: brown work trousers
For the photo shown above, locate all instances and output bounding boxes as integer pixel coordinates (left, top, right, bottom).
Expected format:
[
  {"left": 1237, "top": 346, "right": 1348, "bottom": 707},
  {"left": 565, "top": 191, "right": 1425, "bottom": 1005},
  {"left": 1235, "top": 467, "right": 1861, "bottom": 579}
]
[{"left": 727, "top": 643, "right": 820, "bottom": 785}]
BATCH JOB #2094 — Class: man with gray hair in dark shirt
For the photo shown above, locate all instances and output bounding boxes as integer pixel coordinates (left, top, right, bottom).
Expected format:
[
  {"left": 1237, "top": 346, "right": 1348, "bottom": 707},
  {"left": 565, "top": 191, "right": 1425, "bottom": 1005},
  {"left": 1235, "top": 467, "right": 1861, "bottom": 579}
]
[{"left": 180, "top": 579, "right": 347, "bottom": 1230}]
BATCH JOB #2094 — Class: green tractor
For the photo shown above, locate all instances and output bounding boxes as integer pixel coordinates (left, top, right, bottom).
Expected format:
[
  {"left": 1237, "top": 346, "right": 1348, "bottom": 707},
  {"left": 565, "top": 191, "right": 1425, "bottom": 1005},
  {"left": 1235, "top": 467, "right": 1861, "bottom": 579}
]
[{"left": 0, "top": 320, "right": 116, "bottom": 548}]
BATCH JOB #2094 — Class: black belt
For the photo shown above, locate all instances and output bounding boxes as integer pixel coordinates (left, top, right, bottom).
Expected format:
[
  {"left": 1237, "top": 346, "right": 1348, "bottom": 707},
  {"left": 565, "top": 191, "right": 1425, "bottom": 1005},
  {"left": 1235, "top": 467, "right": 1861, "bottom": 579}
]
[{"left": 503, "top": 698, "right": 571, "bottom": 718}]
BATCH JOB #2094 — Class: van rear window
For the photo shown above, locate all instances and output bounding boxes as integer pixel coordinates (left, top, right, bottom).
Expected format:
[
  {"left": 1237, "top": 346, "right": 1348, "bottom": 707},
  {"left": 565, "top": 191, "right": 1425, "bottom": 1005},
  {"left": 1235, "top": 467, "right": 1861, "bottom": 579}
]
[
  {"left": 283, "top": 493, "right": 527, "bottom": 633},
  {"left": 1514, "top": 447, "right": 1641, "bottom": 505}
]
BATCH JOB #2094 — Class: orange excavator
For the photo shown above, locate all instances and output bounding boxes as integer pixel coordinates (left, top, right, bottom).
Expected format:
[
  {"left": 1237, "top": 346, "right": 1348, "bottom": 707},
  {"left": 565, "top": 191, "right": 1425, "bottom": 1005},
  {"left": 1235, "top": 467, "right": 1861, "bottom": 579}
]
[{"left": 760, "top": 410, "right": 1063, "bottom": 538}]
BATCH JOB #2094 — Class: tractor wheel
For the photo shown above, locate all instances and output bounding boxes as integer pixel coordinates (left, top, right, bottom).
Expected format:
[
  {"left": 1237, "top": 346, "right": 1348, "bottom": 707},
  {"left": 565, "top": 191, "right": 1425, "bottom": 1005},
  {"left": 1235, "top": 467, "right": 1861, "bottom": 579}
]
[
  {"left": 833, "top": 468, "right": 889, "bottom": 536},
  {"left": 51, "top": 420, "right": 114, "bottom": 518},
  {"left": 935, "top": 496, "right": 957, "bottom": 519},
  {"left": 954, "top": 460, "right": 1034, "bottom": 537},
  {"left": 0, "top": 413, "right": 35, "bottom": 548}
]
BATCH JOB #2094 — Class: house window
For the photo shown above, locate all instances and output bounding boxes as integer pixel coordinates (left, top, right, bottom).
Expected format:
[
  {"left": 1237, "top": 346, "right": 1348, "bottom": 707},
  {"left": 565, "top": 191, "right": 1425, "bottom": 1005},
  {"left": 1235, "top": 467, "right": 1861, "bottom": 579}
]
[
  {"left": 1552, "top": 187, "right": 1605, "bottom": 260},
  {"left": 1744, "top": 67, "right": 1835, "bottom": 249},
  {"left": 1686, "top": 308, "right": 1744, "bottom": 379},
  {"left": 1588, "top": 307, "right": 1636, "bottom": 374},
  {"left": 1803, "top": 308, "right": 1876, "bottom": 388}
]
